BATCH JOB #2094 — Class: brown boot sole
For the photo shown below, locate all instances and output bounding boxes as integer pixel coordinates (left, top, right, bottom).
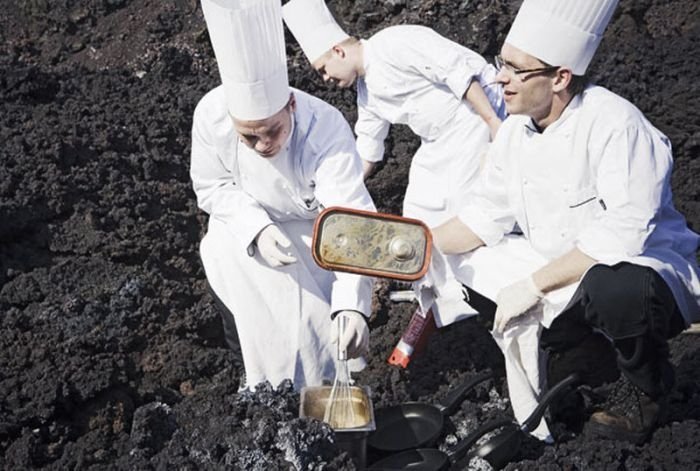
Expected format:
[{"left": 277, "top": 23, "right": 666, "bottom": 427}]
[
  {"left": 586, "top": 419, "right": 651, "bottom": 445},
  {"left": 682, "top": 323, "right": 700, "bottom": 335}
]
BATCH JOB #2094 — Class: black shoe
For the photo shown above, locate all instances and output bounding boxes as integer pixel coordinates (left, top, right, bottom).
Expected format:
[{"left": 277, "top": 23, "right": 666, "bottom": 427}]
[{"left": 587, "top": 374, "right": 667, "bottom": 445}]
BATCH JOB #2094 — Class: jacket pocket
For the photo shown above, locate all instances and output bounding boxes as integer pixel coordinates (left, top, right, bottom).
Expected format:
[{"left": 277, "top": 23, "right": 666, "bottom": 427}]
[
  {"left": 567, "top": 186, "right": 598, "bottom": 209},
  {"left": 566, "top": 185, "right": 604, "bottom": 235}
]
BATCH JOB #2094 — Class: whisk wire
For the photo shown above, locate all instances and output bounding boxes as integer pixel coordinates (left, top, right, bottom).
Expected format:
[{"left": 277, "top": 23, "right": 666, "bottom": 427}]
[{"left": 324, "top": 314, "right": 358, "bottom": 429}]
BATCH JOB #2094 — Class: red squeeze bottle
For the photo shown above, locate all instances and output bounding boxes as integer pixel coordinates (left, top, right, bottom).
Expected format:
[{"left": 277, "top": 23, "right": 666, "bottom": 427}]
[{"left": 387, "top": 307, "right": 437, "bottom": 368}]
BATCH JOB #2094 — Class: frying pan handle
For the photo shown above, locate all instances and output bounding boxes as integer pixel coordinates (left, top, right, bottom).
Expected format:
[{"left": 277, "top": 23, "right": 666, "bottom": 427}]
[
  {"left": 447, "top": 417, "right": 514, "bottom": 464},
  {"left": 438, "top": 370, "right": 493, "bottom": 416},
  {"left": 521, "top": 372, "right": 581, "bottom": 433}
]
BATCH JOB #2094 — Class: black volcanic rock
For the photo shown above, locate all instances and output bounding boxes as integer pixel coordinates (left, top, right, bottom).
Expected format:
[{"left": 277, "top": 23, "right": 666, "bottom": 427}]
[{"left": 1, "top": 0, "right": 699, "bottom": 469}]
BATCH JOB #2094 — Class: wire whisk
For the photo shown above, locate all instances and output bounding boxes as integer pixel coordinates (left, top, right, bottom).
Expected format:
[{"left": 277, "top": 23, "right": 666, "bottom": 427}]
[{"left": 324, "top": 313, "right": 358, "bottom": 429}]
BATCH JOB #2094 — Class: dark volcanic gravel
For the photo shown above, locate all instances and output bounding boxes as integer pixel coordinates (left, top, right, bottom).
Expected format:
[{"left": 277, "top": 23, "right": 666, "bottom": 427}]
[{"left": 1, "top": 0, "right": 699, "bottom": 469}]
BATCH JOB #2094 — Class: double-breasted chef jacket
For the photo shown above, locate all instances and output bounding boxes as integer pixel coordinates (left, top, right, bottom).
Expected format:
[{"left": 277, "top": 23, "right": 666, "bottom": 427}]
[
  {"left": 457, "top": 85, "right": 699, "bottom": 325},
  {"left": 441, "top": 84, "right": 700, "bottom": 439},
  {"left": 355, "top": 25, "right": 505, "bottom": 227},
  {"left": 191, "top": 86, "right": 375, "bottom": 390}
]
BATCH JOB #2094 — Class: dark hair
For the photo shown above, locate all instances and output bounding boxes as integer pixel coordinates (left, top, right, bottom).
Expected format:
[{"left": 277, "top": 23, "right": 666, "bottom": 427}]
[
  {"left": 567, "top": 74, "right": 590, "bottom": 96},
  {"left": 538, "top": 58, "right": 589, "bottom": 96},
  {"left": 339, "top": 36, "right": 361, "bottom": 46}
]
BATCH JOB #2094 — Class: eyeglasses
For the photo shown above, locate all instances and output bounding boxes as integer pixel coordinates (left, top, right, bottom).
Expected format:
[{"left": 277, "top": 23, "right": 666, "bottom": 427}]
[{"left": 494, "top": 55, "right": 559, "bottom": 76}]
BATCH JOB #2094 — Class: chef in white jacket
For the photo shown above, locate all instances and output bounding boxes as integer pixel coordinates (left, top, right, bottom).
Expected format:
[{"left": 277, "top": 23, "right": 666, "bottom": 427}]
[
  {"left": 283, "top": 0, "right": 504, "bottom": 226},
  {"left": 192, "top": 0, "right": 376, "bottom": 391},
  {"left": 283, "top": 0, "right": 505, "bottom": 325},
  {"left": 431, "top": 0, "right": 700, "bottom": 444}
]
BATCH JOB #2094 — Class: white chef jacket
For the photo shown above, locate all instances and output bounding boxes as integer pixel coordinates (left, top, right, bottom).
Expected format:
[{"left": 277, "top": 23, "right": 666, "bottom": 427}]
[
  {"left": 447, "top": 84, "right": 700, "bottom": 439},
  {"left": 190, "top": 86, "right": 376, "bottom": 390},
  {"left": 459, "top": 85, "right": 700, "bottom": 325},
  {"left": 355, "top": 25, "right": 505, "bottom": 227}
]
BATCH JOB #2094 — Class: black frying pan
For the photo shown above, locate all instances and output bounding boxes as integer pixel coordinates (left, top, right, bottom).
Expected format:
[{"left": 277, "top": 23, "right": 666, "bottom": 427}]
[
  {"left": 368, "top": 372, "right": 581, "bottom": 471},
  {"left": 368, "top": 370, "right": 493, "bottom": 453},
  {"left": 464, "top": 372, "right": 581, "bottom": 469},
  {"left": 368, "top": 417, "right": 512, "bottom": 470}
]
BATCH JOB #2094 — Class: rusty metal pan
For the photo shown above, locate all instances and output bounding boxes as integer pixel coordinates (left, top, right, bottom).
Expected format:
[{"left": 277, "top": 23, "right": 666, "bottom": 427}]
[{"left": 312, "top": 207, "right": 432, "bottom": 281}]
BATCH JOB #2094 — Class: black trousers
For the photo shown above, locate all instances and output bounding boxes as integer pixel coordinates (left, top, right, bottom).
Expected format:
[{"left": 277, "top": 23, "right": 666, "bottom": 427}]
[
  {"left": 464, "top": 263, "right": 686, "bottom": 399},
  {"left": 207, "top": 283, "right": 243, "bottom": 358},
  {"left": 540, "top": 262, "right": 686, "bottom": 399}
]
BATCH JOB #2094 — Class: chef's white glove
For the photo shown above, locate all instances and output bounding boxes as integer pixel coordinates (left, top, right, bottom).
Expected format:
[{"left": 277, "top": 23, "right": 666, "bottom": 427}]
[
  {"left": 494, "top": 276, "right": 544, "bottom": 333},
  {"left": 330, "top": 310, "right": 369, "bottom": 359},
  {"left": 254, "top": 224, "right": 297, "bottom": 267}
]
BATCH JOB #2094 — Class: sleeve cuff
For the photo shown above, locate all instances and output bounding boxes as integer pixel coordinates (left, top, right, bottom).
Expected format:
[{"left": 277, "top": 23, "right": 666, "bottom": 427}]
[
  {"left": 330, "top": 273, "right": 373, "bottom": 317},
  {"left": 227, "top": 213, "right": 273, "bottom": 254},
  {"left": 457, "top": 206, "right": 507, "bottom": 247},
  {"left": 445, "top": 69, "right": 476, "bottom": 100},
  {"left": 330, "top": 309, "right": 370, "bottom": 327},
  {"left": 355, "top": 135, "right": 385, "bottom": 163}
]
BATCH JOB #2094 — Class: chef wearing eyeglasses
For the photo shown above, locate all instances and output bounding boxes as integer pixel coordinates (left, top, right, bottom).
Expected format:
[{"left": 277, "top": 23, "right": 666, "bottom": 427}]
[{"left": 428, "top": 0, "right": 700, "bottom": 443}]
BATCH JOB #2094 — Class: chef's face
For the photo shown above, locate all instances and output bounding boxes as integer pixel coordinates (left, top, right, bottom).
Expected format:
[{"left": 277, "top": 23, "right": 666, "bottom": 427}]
[
  {"left": 496, "top": 43, "right": 559, "bottom": 120},
  {"left": 312, "top": 46, "right": 358, "bottom": 88},
  {"left": 232, "top": 94, "right": 295, "bottom": 158}
]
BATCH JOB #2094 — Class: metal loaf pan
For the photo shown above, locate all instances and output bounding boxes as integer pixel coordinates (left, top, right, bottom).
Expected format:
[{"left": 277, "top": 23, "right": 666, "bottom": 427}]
[{"left": 300, "top": 385, "right": 376, "bottom": 469}]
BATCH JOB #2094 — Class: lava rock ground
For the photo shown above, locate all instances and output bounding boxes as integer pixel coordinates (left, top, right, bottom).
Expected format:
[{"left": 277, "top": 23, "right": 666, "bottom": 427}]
[{"left": 1, "top": 0, "right": 699, "bottom": 469}]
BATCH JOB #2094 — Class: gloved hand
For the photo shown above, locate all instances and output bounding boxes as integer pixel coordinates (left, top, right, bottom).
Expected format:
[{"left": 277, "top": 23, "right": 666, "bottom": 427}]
[
  {"left": 254, "top": 224, "right": 297, "bottom": 267},
  {"left": 494, "top": 276, "right": 544, "bottom": 333},
  {"left": 330, "top": 310, "right": 369, "bottom": 359}
]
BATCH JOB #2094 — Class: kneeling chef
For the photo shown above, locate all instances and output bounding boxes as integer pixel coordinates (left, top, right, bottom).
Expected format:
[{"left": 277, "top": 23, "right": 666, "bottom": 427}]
[
  {"left": 429, "top": 0, "right": 700, "bottom": 444},
  {"left": 191, "top": 0, "right": 376, "bottom": 390}
]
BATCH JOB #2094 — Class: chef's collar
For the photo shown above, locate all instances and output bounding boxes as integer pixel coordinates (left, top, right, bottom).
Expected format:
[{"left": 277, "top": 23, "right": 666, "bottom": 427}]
[
  {"left": 285, "top": 113, "right": 296, "bottom": 150},
  {"left": 525, "top": 91, "right": 584, "bottom": 135},
  {"left": 360, "top": 39, "right": 373, "bottom": 79}
]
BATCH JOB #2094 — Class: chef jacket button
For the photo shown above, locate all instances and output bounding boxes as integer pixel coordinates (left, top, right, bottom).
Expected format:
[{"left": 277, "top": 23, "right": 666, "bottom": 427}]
[
  {"left": 560, "top": 231, "right": 567, "bottom": 238},
  {"left": 522, "top": 178, "right": 528, "bottom": 185}
]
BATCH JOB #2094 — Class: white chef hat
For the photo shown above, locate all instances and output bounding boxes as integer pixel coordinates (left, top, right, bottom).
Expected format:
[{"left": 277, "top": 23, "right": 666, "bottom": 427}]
[
  {"left": 282, "top": 0, "right": 350, "bottom": 64},
  {"left": 201, "top": 0, "right": 290, "bottom": 121},
  {"left": 505, "top": 0, "right": 619, "bottom": 75}
]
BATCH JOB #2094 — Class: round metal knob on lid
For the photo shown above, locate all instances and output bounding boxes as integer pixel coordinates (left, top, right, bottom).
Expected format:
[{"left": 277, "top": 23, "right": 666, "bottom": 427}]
[
  {"left": 389, "top": 237, "right": 415, "bottom": 261},
  {"left": 334, "top": 233, "right": 348, "bottom": 247}
]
